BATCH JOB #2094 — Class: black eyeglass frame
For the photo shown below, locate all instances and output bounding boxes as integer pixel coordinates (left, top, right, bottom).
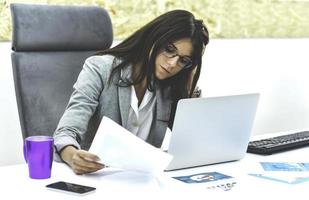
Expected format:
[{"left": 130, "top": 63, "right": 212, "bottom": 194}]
[{"left": 161, "top": 42, "right": 193, "bottom": 70}]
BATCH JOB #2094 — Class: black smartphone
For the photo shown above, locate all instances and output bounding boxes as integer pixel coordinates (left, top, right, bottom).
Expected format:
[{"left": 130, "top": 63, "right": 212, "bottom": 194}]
[{"left": 46, "top": 181, "right": 96, "bottom": 196}]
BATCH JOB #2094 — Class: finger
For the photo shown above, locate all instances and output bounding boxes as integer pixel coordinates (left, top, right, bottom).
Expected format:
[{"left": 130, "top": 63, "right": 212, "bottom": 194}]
[
  {"left": 72, "top": 167, "right": 86, "bottom": 175},
  {"left": 72, "top": 162, "right": 103, "bottom": 175},
  {"left": 72, "top": 162, "right": 100, "bottom": 175},
  {"left": 72, "top": 163, "right": 103, "bottom": 175},
  {"left": 77, "top": 150, "right": 101, "bottom": 162},
  {"left": 73, "top": 155, "right": 104, "bottom": 169},
  {"left": 73, "top": 167, "right": 101, "bottom": 175},
  {"left": 72, "top": 154, "right": 104, "bottom": 172}
]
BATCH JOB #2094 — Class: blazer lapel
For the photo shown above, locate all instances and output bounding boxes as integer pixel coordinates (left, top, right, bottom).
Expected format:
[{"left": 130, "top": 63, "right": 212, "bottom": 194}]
[
  {"left": 118, "top": 84, "right": 131, "bottom": 128},
  {"left": 156, "top": 86, "right": 172, "bottom": 121},
  {"left": 146, "top": 86, "right": 172, "bottom": 147},
  {"left": 117, "top": 64, "right": 132, "bottom": 128}
]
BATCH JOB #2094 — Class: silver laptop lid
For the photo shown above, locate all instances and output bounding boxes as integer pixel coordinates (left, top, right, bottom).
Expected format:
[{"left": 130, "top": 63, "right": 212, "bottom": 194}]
[{"left": 165, "top": 93, "right": 259, "bottom": 171}]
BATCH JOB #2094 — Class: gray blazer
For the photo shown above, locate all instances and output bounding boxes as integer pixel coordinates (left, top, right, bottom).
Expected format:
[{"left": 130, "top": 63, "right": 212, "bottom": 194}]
[{"left": 53, "top": 55, "right": 173, "bottom": 160}]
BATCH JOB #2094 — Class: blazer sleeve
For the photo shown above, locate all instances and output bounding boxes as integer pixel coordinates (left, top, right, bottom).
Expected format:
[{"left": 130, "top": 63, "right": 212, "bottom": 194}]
[{"left": 53, "top": 55, "right": 112, "bottom": 160}]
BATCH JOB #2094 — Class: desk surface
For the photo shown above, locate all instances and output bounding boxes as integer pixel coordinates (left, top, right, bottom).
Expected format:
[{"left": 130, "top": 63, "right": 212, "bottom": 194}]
[{"left": 2, "top": 135, "right": 309, "bottom": 199}]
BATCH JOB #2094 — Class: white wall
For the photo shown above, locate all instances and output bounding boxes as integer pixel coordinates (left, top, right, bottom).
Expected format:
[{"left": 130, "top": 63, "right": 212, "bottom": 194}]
[
  {"left": 1, "top": 39, "right": 309, "bottom": 166},
  {"left": 199, "top": 38, "right": 309, "bottom": 135},
  {"left": 0, "top": 42, "right": 24, "bottom": 166}
]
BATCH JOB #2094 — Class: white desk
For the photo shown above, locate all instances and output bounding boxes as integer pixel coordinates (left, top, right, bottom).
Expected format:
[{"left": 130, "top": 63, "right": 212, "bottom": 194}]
[{"left": 2, "top": 139, "right": 309, "bottom": 199}]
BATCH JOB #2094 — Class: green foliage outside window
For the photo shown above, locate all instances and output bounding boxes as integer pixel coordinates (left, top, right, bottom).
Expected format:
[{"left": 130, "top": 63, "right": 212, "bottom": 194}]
[{"left": 1, "top": 0, "right": 309, "bottom": 41}]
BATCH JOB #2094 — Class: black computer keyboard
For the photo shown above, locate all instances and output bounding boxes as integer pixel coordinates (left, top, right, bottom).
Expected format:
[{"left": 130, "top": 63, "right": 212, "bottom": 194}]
[{"left": 247, "top": 131, "right": 309, "bottom": 155}]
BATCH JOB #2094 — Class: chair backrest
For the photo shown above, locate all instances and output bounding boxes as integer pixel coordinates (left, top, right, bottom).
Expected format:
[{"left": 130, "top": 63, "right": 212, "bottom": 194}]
[{"left": 10, "top": 3, "right": 113, "bottom": 146}]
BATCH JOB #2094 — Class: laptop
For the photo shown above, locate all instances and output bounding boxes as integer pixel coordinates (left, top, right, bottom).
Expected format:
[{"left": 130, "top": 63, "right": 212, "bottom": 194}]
[{"left": 165, "top": 93, "right": 259, "bottom": 171}]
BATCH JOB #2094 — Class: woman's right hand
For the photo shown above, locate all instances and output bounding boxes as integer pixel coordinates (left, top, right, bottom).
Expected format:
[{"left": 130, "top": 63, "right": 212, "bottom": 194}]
[{"left": 60, "top": 145, "right": 105, "bottom": 175}]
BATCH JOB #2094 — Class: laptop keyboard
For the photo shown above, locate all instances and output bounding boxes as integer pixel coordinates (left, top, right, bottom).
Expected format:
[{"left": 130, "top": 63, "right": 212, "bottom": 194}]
[{"left": 247, "top": 131, "right": 309, "bottom": 155}]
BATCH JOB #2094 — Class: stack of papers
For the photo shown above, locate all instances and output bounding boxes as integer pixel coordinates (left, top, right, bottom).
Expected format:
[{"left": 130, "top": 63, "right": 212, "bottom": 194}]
[
  {"left": 89, "top": 116, "right": 173, "bottom": 174},
  {"left": 249, "top": 162, "right": 309, "bottom": 184}
]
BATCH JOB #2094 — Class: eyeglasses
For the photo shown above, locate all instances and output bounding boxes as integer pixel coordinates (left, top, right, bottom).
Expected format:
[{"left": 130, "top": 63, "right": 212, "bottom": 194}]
[{"left": 161, "top": 43, "right": 193, "bottom": 69}]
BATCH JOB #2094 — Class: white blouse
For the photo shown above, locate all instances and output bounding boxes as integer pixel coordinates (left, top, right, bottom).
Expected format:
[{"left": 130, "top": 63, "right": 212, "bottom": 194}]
[{"left": 126, "top": 85, "right": 156, "bottom": 141}]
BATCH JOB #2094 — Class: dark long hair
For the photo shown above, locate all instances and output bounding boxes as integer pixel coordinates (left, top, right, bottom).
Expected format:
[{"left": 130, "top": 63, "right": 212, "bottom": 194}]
[{"left": 98, "top": 10, "right": 209, "bottom": 101}]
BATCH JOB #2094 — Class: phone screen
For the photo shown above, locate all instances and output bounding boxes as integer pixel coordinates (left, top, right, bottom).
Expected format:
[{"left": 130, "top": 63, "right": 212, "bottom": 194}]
[{"left": 46, "top": 181, "right": 96, "bottom": 195}]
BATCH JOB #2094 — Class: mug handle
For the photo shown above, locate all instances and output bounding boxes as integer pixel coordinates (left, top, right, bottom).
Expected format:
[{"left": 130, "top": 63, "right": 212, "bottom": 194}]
[{"left": 23, "top": 140, "right": 27, "bottom": 163}]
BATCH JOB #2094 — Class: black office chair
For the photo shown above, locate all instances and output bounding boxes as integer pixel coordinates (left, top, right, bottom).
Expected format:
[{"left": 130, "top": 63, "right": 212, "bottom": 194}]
[{"left": 10, "top": 3, "right": 113, "bottom": 149}]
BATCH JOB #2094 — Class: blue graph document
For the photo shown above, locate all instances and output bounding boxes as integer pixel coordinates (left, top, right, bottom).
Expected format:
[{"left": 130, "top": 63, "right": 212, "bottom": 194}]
[
  {"left": 249, "top": 173, "right": 309, "bottom": 184},
  {"left": 248, "top": 162, "right": 309, "bottom": 184},
  {"left": 260, "top": 162, "right": 309, "bottom": 172},
  {"left": 173, "top": 172, "right": 236, "bottom": 191}
]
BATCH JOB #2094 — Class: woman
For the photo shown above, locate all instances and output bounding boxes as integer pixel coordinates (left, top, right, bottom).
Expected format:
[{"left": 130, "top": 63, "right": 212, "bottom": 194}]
[{"left": 54, "top": 9, "right": 209, "bottom": 174}]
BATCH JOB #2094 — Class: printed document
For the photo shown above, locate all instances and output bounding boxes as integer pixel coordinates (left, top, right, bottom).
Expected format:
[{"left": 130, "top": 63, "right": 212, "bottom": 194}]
[{"left": 89, "top": 116, "right": 173, "bottom": 174}]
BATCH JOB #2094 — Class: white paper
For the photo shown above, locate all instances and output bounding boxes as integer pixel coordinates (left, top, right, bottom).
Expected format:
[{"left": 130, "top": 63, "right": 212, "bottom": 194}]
[{"left": 89, "top": 116, "right": 173, "bottom": 173}]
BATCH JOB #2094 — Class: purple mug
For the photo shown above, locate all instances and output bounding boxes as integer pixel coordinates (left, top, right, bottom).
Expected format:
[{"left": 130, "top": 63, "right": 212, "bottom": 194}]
[{"left": 24, "top": 136, "right": 54, "bottom": 179}]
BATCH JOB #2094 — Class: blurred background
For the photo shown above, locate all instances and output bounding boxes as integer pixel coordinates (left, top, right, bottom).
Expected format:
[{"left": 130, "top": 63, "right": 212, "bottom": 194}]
[{"left": 1, "top": 0, "right": 309, "bottom": 41}]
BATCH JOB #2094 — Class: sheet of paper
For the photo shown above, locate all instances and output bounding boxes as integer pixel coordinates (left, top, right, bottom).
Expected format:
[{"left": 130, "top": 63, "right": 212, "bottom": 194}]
[
  {"left": 173, "top": 172, "right": 236, "bottom": 191},
  {"left": 248, "top": 162, "right": 309, "bottom": 184},
  {"left": 260, "top": 162, "right": 309, "bottom": 171},
  {"left": 248, "top": 172, "right": 309, "bottom": 184},
  {"left": 89, "top": 116, "right": 173, "bottom": 174}
]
